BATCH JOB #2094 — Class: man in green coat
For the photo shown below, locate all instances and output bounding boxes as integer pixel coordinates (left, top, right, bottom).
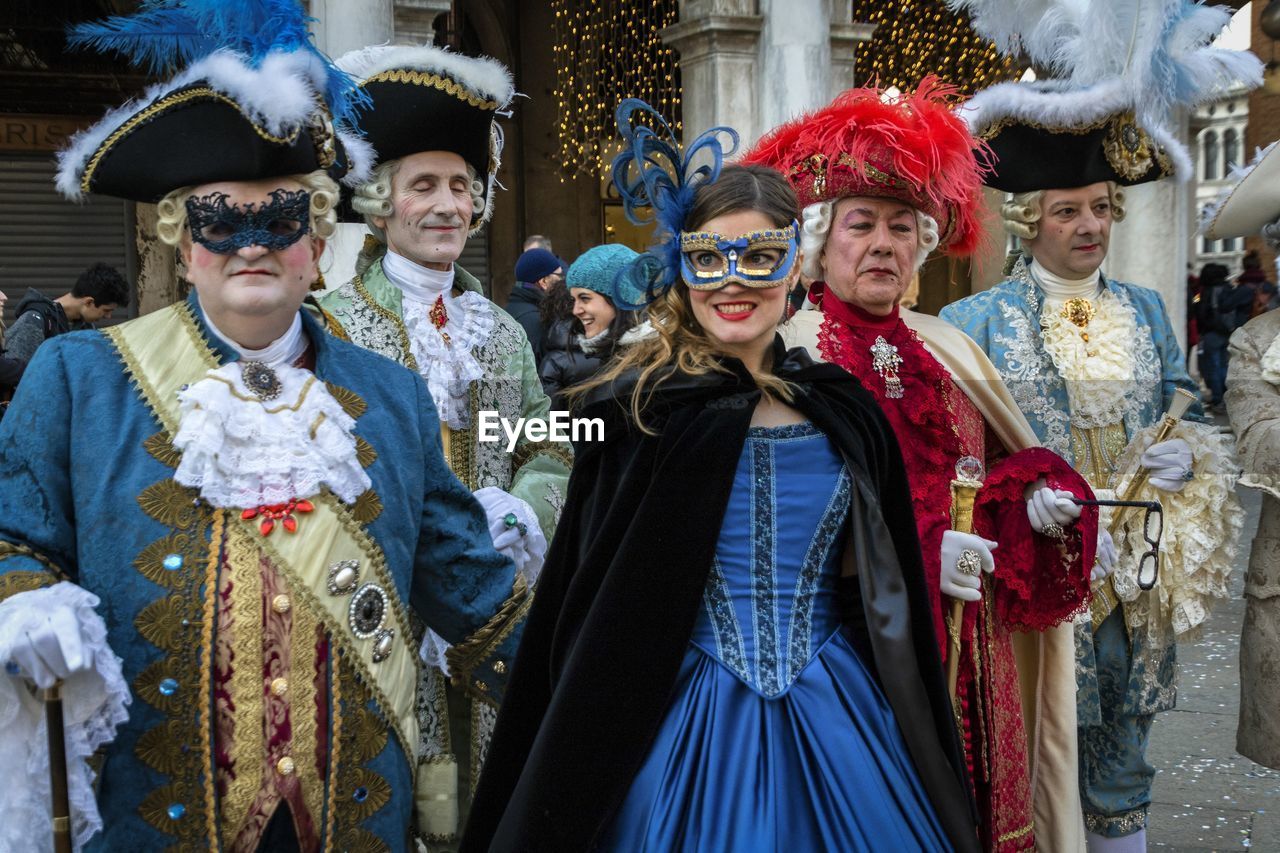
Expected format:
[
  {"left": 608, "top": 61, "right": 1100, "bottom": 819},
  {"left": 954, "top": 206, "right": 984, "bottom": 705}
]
[{"left": 318, "top": 44, "right": 571, "bottom": 845}]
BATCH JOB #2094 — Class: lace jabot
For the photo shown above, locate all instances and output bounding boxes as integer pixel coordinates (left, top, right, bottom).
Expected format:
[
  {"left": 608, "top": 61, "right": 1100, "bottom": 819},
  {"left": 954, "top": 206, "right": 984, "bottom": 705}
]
[
  {"left": 1037, "top": 286, "right": 1138, "bottom": 429},
  {"left": 383, "top": 251, "right": 495, "bottom": 429},
  {"left": 172, "top": 360, "right": 371, "bottom": 509}
]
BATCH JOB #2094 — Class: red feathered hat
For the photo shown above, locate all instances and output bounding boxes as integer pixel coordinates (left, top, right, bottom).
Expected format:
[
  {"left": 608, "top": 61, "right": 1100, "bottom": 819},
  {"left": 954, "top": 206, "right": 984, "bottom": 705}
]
[{"left": 742, "top": 78, "right": 989, "bottom": 255}]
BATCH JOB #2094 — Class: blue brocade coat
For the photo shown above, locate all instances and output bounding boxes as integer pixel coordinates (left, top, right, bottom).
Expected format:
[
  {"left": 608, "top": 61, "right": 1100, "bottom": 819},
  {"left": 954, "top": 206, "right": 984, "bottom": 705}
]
[
  {"left": 0, "top": 295, "right": 524, "bottom": 850},
  {"left": 940, "top": 258, "right": 1203, "bottom": 719}
]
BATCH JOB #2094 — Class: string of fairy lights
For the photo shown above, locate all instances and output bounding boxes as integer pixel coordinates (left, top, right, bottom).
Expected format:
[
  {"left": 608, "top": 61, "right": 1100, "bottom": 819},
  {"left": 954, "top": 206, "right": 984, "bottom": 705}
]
[
  {"left": 550, "top": 0, "right": 681, "bottom": 180},
  {"left": 548, "top": 0, "right": 1020, "bottom": 179},
  {"left": 851, "top": 0, "right": 1024, "bottom": 93}
]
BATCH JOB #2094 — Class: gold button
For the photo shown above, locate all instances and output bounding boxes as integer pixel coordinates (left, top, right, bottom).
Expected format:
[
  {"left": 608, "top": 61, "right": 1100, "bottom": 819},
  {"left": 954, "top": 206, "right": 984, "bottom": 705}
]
[
  {"left": 276, "top": 756, "right": 295, "bottom": 776},
  {"left": 271, "top": 594, "right": 291, "bottom": 613},
  {"left": 493, "top": 660, "right": 507, "bottom": 675},
  {"left": 473, "top": 679, "right": 488, "bottom": 693},
  {"left": 270, "top": 677, "right": 288, "bottom": 697}
]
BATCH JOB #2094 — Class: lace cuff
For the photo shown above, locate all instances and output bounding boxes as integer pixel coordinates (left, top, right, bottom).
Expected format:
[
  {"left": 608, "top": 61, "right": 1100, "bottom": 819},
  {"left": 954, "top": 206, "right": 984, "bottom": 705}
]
[
  {"left": 1111, "top": 421, "right": 1244, "bottom": 636},
  {"left": 974, "top": 447, "right": 1097, "bottom": 632},
  {"left": 0, "top": 582, "right": 130, "bottom": 851}
]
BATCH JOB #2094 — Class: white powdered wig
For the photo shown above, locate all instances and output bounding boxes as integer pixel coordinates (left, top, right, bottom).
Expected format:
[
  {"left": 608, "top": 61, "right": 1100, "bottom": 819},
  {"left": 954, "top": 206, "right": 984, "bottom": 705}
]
[
  {"left": 336, "top": 43, "right": 515, "bottom": 108},
  {"left": 56, "top": 49, "right": 368, "bottom": 200},
  {"left": 801, "top": 200, "right": 938, "bottom": 279}
]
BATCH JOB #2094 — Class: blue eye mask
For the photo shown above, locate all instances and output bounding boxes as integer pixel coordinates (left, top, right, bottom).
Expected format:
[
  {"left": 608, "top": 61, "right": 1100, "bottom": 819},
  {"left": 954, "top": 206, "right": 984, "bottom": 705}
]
[
  {"left": 678, "top": 220, "right": 799, "bottom": 290},
  {"left": 185, "top": 189, "right": 311, "bottom": 254}
]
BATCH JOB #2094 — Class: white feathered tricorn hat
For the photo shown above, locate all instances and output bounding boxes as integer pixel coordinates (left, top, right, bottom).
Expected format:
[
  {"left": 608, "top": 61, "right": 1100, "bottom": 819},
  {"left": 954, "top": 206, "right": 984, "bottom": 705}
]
[
  {"left": 1201, "top": 141, "right": 1280, "bottom": 242},
  {"left": 336, "top": 44, "right": 516, "bottom": 228},
  {"left": 948, "top": 0, "right": 1262, "bottom": 193}
]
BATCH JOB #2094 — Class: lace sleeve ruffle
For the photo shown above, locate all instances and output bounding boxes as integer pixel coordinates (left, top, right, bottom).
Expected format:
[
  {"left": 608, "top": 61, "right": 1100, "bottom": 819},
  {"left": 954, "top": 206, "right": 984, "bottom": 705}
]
[
  {"left": 0, "top": 582, "right": 130, "bottom": 852},
  {"left": 974, "top": 447, "right": 1097, "bottom": 632},
  {"left": 1110, "top": 421, "right": 1244, "bottom": 637}
]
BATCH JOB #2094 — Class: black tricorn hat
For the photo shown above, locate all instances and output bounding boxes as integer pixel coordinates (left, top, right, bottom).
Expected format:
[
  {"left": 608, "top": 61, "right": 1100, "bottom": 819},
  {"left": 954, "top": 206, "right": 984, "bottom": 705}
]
[
  {"left": 963, "top": 79, "right": 1188, "bottom": 194},
  {"left": 57, "top": 50, "right": 373, "bottom": 203},
  {"left": 335, "top": 45, "right": 515, "bottom": 227}
]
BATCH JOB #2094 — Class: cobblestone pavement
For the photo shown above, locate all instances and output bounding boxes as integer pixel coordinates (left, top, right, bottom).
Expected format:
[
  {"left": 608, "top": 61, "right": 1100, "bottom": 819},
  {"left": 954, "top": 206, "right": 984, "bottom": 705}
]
[{"left": 1149, "top": 478, "right": 1280, "bottom": 851}]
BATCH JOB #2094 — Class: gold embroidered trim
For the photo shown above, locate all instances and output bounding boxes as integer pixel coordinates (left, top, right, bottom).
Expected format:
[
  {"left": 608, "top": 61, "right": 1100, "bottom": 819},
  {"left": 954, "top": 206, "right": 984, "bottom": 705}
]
[
  {"left": 1083, "top": 806, "right": 1147, "bottom": 835},
  {"left": 138, "top": 480, "right": 203, "bottom": 529},
  {"left": 362, "top": 69, "right": 499, "bottom": 110},
  {"left": 144, "top": 432, "right": 183, "bottom": 468},
  {"left": 203, "top": 373, "right": 318, "bottom": 411},
  {"left": 355, "top": 436, "right": 378, "bottom": 468},
  {"left": 998, "top": 823, "right": 1035, "bottom": 843},
  {"left": 291, "top": 564, "right": 325, "bottom": 839},
  {"left": 0, "top": 568, "right": 58, "bottom": 601},
  {"left": 81, "top": 87, "right": 300, "bottom": 193},
  {"left": 352, "top": 275, "right": 418, "bottom": 372},
  {"left": 511, "top": 438, "right": 574, "bottom": 472},
  {"left": 219, "top": 525, "right": 265, "bottom": 838},
  {"left": 350, "top": 490, "right": 384, "bottom": 524},
  {"left": 199, "top": 511, "right": 222, "bottom": 844},
  {"left": 445, "top": 575, "right": 530, "bottom": 681},
  {"left": 326, "top": 383, "right": 368, "bottom": 420},
  {"left": 332, "top": 653, "right": 392, "bottom": 850}
]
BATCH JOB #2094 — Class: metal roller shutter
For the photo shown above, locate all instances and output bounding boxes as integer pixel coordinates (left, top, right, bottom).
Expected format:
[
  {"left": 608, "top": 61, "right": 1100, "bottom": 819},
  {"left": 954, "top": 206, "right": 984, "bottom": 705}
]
[{"left": 0, "top": 153, "right": 132, "bottom": 328}]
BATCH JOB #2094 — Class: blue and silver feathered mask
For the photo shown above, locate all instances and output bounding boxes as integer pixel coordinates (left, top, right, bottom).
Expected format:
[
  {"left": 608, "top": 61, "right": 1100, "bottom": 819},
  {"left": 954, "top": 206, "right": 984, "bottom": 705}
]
[{"left": 609, "top": 99, "right": 739, "bottom": 309}]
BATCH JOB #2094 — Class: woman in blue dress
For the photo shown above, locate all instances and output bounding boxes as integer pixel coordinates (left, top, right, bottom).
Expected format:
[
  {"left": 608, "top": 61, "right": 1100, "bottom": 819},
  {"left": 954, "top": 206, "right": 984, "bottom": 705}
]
[{"left": 462, "top": 102, "right": 978, "bottom": 853}]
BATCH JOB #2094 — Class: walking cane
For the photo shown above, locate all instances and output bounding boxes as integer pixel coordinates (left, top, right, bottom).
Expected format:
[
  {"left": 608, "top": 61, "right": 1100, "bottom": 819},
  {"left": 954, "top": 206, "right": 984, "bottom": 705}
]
[
  {"left": 947, "top": 456, "right": 985, "bottom": 703},
  {"left": 43, "top": 681, "right": 72, "bottom": 853}
]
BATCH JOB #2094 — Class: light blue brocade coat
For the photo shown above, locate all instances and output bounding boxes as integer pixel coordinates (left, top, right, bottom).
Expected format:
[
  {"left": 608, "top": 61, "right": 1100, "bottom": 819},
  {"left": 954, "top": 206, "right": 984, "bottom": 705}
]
[
  {"left": 940, "top": 257, "right": 1203, "bottom": 720},
  {"left": 0, "top": 295, "right": 523, "bottom": 850}
]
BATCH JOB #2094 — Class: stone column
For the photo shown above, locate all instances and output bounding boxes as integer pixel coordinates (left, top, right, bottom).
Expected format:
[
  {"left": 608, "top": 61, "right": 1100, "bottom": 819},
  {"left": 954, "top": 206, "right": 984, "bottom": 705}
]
[
  {"left": 1105, "top": 114, "right": 1193, "bottom": 354},
  {"left": 312, "top": 0, "right": 395, "bottom": 288},
  {"left": 395, "top": 0, "right": 451, "bottom": 44},
  {"left": 662, "top": 1, "right": 763, "bottom": 147}
]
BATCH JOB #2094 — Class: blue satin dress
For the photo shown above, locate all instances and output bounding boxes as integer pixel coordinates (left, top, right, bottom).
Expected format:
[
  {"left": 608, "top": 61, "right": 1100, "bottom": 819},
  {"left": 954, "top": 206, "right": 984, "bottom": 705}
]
[{"left": 599, "top": 422, "right": 950, "bottom": 852}]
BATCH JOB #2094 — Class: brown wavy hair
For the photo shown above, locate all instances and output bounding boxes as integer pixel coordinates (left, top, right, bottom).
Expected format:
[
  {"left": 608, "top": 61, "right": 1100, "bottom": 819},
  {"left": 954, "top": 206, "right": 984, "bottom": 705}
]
[{"left": 568, "top": 164, "right": 800, "bottom": 430}]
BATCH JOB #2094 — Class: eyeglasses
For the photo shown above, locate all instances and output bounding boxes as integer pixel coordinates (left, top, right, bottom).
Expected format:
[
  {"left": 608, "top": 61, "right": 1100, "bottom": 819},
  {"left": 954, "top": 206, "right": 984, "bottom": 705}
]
[{"left": 1071, "top": 498, "right": 1163, "bottom": 590}]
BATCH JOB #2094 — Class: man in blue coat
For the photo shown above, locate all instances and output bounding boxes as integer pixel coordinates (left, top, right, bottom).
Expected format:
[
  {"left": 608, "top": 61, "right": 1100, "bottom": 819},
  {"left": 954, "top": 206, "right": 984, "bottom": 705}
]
[{"left": 0, "top": 6, "right": 525, "bottom": 851}]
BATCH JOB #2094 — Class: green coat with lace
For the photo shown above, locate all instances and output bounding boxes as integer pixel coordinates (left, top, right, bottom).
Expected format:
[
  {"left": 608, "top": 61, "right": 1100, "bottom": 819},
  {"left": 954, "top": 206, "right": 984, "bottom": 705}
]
[{"left": 319, "top": 257, "right": 570, "bottom": 841}]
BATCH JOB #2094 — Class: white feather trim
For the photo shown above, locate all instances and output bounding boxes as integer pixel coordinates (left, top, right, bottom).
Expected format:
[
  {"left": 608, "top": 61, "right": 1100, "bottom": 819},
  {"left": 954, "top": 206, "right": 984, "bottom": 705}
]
[
  {"left": 337, "top": 128, "right": 376, "bottom": 187},
  {"left": 336, "top": 44, "right": 514, "bottom": 107},
  {"left": 56, "top": 49, "right": 335, "bottom": 200}
]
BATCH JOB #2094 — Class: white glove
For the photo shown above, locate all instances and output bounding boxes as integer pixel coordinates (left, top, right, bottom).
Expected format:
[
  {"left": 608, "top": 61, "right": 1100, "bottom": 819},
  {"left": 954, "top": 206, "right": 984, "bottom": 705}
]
[
  {"left": 1026, "top": 479, "right": 1082, "bottom": 534},
  {"left": 6, "top": 604, "right": 94, "bottom": 690},
  {"left": 1140, "top": 437, "right": 1194, "bottom": 492},
  {"left": 474, "top": 486, "right": 548, "bottom": 586},
  {"left": 1092, "top": 528, "right": 1118, "bottom": 583},
  {"left": 940, "top": 530, "right": 998, "bottom": 603}
]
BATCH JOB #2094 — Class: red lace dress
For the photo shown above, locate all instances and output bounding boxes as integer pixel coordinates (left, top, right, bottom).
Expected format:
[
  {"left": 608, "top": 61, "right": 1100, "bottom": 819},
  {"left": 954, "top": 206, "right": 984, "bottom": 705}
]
[{"left": 815, "top": 293, "right": 1095, "bottom": 852}]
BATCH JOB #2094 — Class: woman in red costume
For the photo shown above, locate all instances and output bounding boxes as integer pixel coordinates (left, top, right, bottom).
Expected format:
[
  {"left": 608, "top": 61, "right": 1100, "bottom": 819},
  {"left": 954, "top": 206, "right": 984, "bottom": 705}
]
[{"left": 747, "top": 80, "right": 1102, "bottom": 852}]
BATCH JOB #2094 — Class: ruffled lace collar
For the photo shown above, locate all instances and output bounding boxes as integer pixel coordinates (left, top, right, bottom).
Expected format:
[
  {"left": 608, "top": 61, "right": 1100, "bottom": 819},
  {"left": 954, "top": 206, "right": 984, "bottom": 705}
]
[
  {"left": 172, "top": 358, "right": 370, "bottom": 510},
  {"left": 1038, "top": 287, "right": 1138, "bottom": 428},
  {"left": 383, "top": 251, "right": 495, "bottom": 429}
]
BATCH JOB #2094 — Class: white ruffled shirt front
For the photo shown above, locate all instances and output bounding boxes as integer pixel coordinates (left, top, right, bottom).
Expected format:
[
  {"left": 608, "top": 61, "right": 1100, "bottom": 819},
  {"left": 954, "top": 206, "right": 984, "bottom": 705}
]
[
  {"left": 171, "top": 306, "right": 370, "bottom": 508},
  {"left": 1031, "top": 262, "right": 1139, "bottom": 429},
  {"left": 383, "top": 250, "right": 495, "bottom": 429}
]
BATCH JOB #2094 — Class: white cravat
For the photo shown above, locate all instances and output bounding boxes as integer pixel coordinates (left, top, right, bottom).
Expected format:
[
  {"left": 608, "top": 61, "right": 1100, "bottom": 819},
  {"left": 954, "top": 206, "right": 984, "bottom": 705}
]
[
  {"left": 199, "top": 299, "right": 307, "bottom": 367},
  {"left": 382, "top": 249, "right": 455, "bottom": 307},
  {"left": 1028, "top": 260, "right": 1102, "bottom": 304}
]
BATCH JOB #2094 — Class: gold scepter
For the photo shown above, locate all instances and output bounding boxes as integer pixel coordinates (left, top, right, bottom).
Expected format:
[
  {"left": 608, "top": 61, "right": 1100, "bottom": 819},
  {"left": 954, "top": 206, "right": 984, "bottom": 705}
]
[
  {"left": 1090, "top": 388, "right": 1197, "bottom": 627},
  {"left": 44, "top": 681, "right": 72, "bottom": 853},
  {"left": 947, "top": 456, "right": 985, "bottom": 701}
]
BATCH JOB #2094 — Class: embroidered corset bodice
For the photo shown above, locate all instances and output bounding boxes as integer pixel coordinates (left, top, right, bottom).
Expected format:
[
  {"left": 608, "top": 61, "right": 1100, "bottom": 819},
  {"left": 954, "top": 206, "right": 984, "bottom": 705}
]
[{"left": 692, "top": 422, "right": 852, "bottom": 698}]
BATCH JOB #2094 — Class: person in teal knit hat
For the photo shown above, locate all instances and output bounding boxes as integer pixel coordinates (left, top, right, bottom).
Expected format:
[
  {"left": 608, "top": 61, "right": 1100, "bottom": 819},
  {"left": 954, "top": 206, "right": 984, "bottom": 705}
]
[{"left": 538, "top": 242, "right": 644, "bottom": 408}]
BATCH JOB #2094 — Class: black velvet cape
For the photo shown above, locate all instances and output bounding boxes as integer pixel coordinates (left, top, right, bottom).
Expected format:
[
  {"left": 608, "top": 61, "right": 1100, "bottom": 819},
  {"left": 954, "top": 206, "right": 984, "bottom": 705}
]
[{"left": 462, "top": 340, "right": 979, "bottom": 852}]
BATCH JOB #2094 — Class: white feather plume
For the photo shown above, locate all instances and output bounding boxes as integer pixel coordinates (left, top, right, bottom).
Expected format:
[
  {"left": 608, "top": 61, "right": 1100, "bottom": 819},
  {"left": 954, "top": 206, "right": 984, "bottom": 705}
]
[
  {"left": 335, "top": 44, "right": 514, "bottom": 108},
  {"left": 948, "top": 0, "right": 1261, "bottom": 133}
]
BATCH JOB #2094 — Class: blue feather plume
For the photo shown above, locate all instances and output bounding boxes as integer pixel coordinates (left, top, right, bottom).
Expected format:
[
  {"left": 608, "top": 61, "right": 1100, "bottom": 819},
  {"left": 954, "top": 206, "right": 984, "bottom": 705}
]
[
  {"left": 67, "top": 0, "right": 367, "bottom": 126},
  {"left": 609, "top": 98, "right": 738, "bottom": 309}
]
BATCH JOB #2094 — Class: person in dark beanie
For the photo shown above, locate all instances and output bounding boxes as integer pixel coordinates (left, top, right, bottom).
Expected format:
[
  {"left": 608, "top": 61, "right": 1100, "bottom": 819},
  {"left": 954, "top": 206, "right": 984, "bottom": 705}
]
[
  {"left": 509, "top": 247, "right": 564, "bottom": 358},
  {"left": 1197, "top": 261, "right": 1252, "bottom": 408},
  {"left": 4, "top": 262, "right": 128, "bottom": 367},
  {"left": 539, "top": 243, "right": 640, "bottom": 408}
]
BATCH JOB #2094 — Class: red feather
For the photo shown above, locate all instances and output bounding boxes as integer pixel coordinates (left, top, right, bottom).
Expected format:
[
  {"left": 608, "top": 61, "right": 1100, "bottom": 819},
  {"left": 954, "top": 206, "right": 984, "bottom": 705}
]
[{"left": 741, "top": 77, "right": 991, "bottom": 255}]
